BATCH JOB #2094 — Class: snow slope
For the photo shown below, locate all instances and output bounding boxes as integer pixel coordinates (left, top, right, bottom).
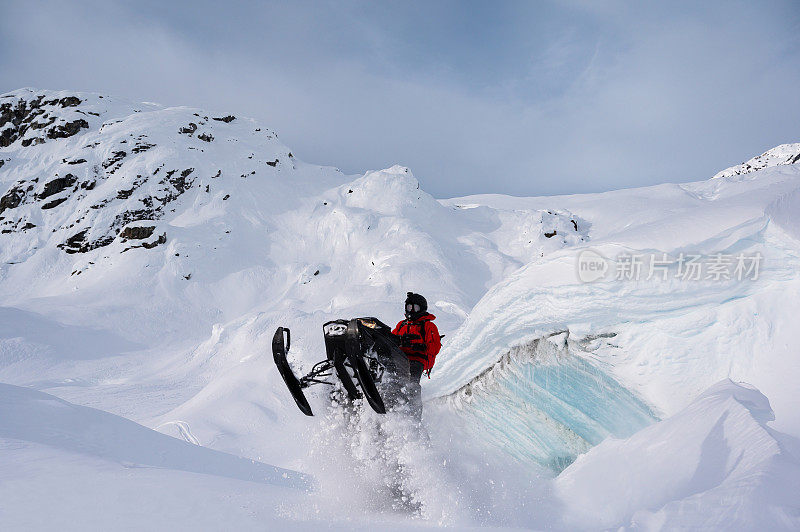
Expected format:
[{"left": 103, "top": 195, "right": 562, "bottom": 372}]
[
  {"left": 2, "top": 88, "right": 800, "bottom": 529},
  {"left": 557, "top": 380, "right": 800, "bottom": 530}
]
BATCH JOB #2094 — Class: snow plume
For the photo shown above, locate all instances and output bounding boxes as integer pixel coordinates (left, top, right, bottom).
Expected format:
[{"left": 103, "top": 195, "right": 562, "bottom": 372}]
[
  {"left": 298, "top": 393, "right": 561, "bottom": 529},
  {"left": 295, "top": 400, "right": 464, "bottom": 525}
]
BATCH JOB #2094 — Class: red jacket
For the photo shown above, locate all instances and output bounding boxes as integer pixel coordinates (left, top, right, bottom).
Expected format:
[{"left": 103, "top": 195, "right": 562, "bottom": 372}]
[{"left": 392, "top": 313, "right": 441, "bottom": 371}]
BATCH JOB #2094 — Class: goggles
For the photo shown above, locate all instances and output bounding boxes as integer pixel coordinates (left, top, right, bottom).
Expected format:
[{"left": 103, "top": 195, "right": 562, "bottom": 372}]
[{"left": 405, "top": 303, "right": 422, "bottom": 313}]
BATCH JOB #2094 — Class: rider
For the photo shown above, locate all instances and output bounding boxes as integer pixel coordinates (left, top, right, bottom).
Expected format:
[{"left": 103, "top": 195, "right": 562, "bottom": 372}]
[{"left": 392, "top": 292, "right": 442, "bottom": 384}]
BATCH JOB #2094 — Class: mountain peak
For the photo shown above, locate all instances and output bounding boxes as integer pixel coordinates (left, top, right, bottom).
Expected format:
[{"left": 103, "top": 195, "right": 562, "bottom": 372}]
[
  {"left": 0, "top": 88, "right": 307, "bottom": 264},
  {"left": 712, "top": 142, "right": 800, "bottom": 180}
]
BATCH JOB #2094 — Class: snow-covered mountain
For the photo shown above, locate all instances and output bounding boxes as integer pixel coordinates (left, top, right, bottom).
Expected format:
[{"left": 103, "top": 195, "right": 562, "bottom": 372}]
[
  {"left": 712, "top": 143, "right": 800, "bottom": 179},
  {"left": 2, "top": 88, "right": 799, "bottom": 530}
]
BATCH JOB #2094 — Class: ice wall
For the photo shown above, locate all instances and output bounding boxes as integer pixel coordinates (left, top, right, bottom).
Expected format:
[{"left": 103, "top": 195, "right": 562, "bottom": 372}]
[{"left": 437, "top": 332, "right": 657, "bottom": 471}]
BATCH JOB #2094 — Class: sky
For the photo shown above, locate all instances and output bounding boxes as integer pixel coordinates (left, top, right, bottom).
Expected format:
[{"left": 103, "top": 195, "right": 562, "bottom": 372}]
[{"left": 1, "top": 0, "right": 799, "bottom": 198}]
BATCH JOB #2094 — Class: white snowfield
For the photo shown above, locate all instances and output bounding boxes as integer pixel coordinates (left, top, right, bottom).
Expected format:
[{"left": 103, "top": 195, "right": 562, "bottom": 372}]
[{"left": 1, "top": 89, "right": 799, "bottom": 529}]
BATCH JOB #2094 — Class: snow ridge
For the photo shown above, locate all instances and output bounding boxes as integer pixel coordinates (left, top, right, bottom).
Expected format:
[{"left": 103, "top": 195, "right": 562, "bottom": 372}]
[{"left": 712, "top": 142, "right": 800, "bottom": 180}]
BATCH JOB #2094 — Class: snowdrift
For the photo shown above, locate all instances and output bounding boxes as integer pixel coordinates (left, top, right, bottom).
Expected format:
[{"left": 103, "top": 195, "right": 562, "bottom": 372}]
[
  {"left": 557, "top": 380, "right": 800, "bottom": 530},
  {"left": 0, "top": 382, "right": 307, "bottom": 487}
]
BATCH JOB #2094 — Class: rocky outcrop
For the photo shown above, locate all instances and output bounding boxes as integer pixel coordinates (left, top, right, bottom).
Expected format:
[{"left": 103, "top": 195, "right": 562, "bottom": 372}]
[
  {"left": 0, "top": 94, "right": 88, "bottom": 148},
  {"left": 39, "top": 174, "right": 77, "bottom": 199},
  {"left": 0, "top": 89, "right": 295, "bottom": 258},
  {"left": 120, "top": 225, "right": 155, "bottom": 240}
]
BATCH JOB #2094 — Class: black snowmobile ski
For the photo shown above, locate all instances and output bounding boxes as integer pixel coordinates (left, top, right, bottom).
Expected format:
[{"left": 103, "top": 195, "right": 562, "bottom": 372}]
[
  {"left": 272, "top": 317, "right": 412, "bottom": 416},
  {"left": 323, "top": 319, "right": 362, "bottom": 401},
  {"left": 345, "top": 319, "right": 386, "bottom": 414},
  {"left": 272, "top": 326, "right": 313, "bottom": 416}
]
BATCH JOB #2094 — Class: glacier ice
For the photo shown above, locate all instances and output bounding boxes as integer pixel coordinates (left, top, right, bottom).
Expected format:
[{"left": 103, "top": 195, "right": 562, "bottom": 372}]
[{"left": 439, "top": 333, "right": 656, "bottom": 471}]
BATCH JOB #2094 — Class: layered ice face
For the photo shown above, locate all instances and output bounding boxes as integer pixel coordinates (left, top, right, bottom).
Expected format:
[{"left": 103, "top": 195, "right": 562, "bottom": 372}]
[{"left": 436, "top": 333, "right": 656, "bottom": 471}]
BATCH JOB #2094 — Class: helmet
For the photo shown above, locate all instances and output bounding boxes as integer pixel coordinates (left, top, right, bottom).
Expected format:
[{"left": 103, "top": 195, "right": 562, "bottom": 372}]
[{"left": 404, "top": 292, "right": 428, "bottom": 320}]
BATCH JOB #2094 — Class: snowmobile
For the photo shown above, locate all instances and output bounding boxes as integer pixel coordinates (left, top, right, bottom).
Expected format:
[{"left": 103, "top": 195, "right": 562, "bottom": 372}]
[{"left": 272, "top": 317, "right": 411, "bottom": 416}]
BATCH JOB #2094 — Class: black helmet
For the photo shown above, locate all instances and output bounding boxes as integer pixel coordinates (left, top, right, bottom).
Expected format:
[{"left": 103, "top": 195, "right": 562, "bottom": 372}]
[{"left": 404, "top": 292, "right": 428, "bottom": 320}]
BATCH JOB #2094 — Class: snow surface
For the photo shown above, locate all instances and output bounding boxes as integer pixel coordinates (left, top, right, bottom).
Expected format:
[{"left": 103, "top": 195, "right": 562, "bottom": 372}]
[
  {"left": 557, "top": 379, "right": 800, "bottom": 530},
  {"left": 2, "top": 88, "right": 799, "bottom": 529}
]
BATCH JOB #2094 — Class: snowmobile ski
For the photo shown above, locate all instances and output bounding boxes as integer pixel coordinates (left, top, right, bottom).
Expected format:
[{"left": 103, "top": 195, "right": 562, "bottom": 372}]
[
  {"left": 345, "top": 319, "right": 387, "bottom": 414},
  {"left": 272, "top": 326, "right": 314, "bottom": 416},
  {"left": 323, "top": 319, "right": 362, "bottom": 401}
]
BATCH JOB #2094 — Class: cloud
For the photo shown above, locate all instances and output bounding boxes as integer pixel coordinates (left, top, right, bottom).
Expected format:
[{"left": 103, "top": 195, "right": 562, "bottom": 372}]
[{"left": 1, "top": 0, "right": 799, "bottom": 197}]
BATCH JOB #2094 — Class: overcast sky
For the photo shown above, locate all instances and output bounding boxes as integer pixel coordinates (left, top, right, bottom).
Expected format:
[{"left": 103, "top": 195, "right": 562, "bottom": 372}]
[{"left": 2, "top": 0, "right": 799, "bottom": 197}]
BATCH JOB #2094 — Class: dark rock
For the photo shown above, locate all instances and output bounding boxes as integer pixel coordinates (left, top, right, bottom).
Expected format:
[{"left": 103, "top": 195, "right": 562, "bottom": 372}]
[
  {"left": 120, "top": 225, "right": 155, "bottom": 240},
  {"left": 67, "top": 158, "right": 87, "bottom": 165},
  {"left": 222, "top": 194, "right": 230, "bottom": 200},
  {"left": 266, "top": 159, "right": 278, "bottom": 167},
  {"left": 544, "top": 230, "right": 557, "bottom": 238},
  {"left": 40, "top": 174, "right": 77, "bottom": 199},
  {"left": 0, "top": 100, "right": 30, "bottom": 145},
  {"left": 571, "top": 219, "right": 578, "bottom": 231},
  {"left": 167, "top": 168, "right": 195, "bottom": 194},
  {"left": 90, "top": 199, "right": 111, "bottom": 209},
  {"left": 58, "top": 229, "right": 115, "bottom": 254},
  {"left": 46, "top": 119, "right": 89, "bottom": 139},
  {"left": 179, "top": 123, "right": 197, "bottom": 135},
  {"left": 102, "top": 151, "right": 126, "bottom": 170},
  {"left": 22, "top": 222, "right": 36, "bottom": 230},
  {"left": 21, "top": 137, "right": 45, "bottom": 147},
  {"left": 59, "top": 229, "right": 88, "bottom": 253},
  {"left": 197, "top": 133, "right": 214, "bottom": 142},
  {"left": 0, "top": 128, "right": 14, "bottom": 148},
  {"left": 41, "top": 196, "right": 69, "bottom": 209},
  {"left": 131, "top": 142, "right": 155, "bottom": 154},
  {"left": 116, "top": 188, "right": 135, "bottom": 199},
  {"left": 58, "top": 96, "right": 82, "bottom": 107},
  {"left": 212, "top": 115, "right": 236, "bottom": 123},
  {"left": 113, "top": 209, "right": 157, "bottom": 228},
  {"left": 29, "top": 116, "right": 56, "bottom": 130},
  {"left": 142, "top": 232, "right": 166, "bottom": 249}
]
